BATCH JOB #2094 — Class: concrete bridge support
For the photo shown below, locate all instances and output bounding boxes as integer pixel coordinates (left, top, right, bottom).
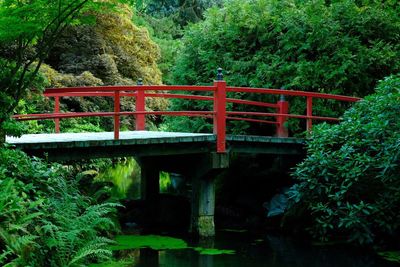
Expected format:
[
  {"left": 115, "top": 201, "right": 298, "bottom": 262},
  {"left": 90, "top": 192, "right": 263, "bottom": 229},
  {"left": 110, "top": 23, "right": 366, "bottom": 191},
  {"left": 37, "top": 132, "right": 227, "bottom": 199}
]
[
  {"left": 190, "top": 176, "right": 216, "bottom": 237},
  {"left": 189, "top": 152, "right": 229, "bottom": 237},
  {"left": 138, "top": 152, "right": 229, "bottom": 237}
]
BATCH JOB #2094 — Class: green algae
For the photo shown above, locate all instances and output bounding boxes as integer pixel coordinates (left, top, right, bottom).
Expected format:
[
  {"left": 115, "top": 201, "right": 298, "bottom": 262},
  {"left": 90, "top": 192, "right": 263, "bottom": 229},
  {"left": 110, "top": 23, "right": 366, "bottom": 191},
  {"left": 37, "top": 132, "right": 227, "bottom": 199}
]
[
  {"left": 109, "top": 235, "right": 236, "bottom": 256},
  {"left": 194, "top": 247, "right": 235, "bottom": 255},
  {"left": 110, "top": 235, "right": 189, "bottom": 251}
]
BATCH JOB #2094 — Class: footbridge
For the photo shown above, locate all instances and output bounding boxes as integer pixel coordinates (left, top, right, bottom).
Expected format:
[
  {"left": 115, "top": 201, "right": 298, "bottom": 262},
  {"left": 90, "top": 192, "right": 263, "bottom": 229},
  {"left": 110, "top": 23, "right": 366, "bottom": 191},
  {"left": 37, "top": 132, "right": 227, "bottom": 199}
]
[{"left": 8, "top": 69, "right": 360, "bottom": 237}]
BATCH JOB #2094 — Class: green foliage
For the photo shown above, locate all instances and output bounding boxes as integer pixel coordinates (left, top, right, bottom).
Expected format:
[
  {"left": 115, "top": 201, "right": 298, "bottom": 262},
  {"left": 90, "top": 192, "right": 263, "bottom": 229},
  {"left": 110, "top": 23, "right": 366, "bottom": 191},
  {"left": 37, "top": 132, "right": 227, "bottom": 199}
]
[
  {"left": 289, "top": 75, "right": 400, "bottom": 245},
  {"left": 96, "top": 158, "right": 141, "bottom": 200},
  {"left": 49, "top": 6, "right": 162, "bottom": 86},
  {"left": 0, "top": 148, "right": 120, "bottom": 266},
  {"left": 19, "top": 6, "right": 169, "bottom": 134},
  {"left": 378, "top": 251, "right": 400, "bottom": 263},
  {"left": 168, "top": 0, "right": 400, "bottom": 134},
  {"left": 139, "top": 0, "right": 222, "bottom": 25},
  {"left": 159, "top": 171, "right": 172, "bottom": 193},
  {"left": 0, "top": 0, "right": 127, "bottom": 136},
  {"left": 133, "top": 13, "right": 183, "bottom": 84}
]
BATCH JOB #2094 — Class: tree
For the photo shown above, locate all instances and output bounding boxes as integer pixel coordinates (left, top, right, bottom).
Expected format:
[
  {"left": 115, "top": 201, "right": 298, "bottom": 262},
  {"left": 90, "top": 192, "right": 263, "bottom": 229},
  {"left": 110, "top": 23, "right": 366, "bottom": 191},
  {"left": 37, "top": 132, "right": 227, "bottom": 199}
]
[
  {"left": 38, "top": 6, "right": 167, "bottom": 133},
  {"left": 137, "top": 0, "right": 222, "bottom": 25},
  {"left": 0, "top": 0, "right": 125, "bottom": 141},
  {"left": 167, "top": 0, "right": 400, "bottom": 135}
]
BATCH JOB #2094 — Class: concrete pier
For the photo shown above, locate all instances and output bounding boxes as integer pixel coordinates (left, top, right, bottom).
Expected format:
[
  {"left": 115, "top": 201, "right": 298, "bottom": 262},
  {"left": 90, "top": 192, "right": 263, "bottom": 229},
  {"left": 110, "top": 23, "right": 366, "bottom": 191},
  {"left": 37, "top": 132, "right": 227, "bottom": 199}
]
[{"left": 191, "top": 176, "right": 216, "bottom": 237}]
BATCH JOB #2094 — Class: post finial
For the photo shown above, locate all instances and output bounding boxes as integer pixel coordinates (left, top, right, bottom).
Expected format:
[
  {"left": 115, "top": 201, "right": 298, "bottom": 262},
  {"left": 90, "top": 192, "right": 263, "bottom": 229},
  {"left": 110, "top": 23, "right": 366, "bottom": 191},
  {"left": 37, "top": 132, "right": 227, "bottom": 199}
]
[
  {"left": 137, "top": 78, "right": 143, "bottom": 86},
  {"left": 217, "top": 68, "right": 223, "bottom": 81}
]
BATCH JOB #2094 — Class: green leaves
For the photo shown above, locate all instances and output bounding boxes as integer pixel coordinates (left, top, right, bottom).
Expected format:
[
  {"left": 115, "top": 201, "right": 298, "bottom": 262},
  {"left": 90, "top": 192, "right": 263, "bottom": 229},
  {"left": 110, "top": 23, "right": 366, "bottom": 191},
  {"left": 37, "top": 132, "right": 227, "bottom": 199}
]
[
  {"left": 0, "top": 0, "right": 127, "bottom": 137},
  {"left": 168, "top": 0, "right": 400, "bottom": 135},
  {"left": 290, "top": 75, "right": 400, "bottom": 245},
  {"left": 0, "top": 147, "right": 120, "bottom": 266}
]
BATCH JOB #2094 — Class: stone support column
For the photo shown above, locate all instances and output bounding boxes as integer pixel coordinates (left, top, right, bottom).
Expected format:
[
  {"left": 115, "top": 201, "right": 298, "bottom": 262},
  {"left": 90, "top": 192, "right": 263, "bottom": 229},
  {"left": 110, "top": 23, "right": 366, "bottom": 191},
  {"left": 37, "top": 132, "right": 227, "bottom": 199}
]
[{"left": 191, "top": 176, "right": 216, "bottom": 237}]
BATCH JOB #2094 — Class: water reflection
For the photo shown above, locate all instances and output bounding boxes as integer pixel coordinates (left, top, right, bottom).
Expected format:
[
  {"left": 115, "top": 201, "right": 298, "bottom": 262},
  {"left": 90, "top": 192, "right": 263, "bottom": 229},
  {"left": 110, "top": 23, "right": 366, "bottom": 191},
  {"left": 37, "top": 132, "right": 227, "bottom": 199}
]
[
  {"left": 95, "top": 158, "right": 141, "bottom": 199},
  {"left": 119, "top": 232, "right": 397, "bottom": 267}
]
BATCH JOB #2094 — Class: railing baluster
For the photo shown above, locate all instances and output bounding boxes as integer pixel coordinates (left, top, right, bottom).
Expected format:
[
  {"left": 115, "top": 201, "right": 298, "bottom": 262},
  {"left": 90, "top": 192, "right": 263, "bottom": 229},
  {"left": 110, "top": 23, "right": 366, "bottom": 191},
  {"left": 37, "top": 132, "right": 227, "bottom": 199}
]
[
  {"left": 136, "top": 78, "right": 146, "bottom": 131},
  {"left": 54, "top": 96, "right": 60, "bottom": 133},
  {"left": 114, "top": 91, "right": 120, "bottom": 139},
  {"left": 276, "top": 89, "right": 289, "bottom": 137},
  {"left": 306, "top": 96, "right": 313, "bottom": 132},
  {"left": 214, "top": 68, "right": 226, "bottom": 153}
]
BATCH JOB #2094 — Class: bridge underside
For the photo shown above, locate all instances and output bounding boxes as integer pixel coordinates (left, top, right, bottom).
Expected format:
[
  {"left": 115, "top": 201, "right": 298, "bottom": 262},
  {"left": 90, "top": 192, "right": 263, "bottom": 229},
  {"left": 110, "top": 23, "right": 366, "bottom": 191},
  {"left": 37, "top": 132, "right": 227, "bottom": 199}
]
[{"left": 7, "top": 131, "right": 305, "bottom": 237}]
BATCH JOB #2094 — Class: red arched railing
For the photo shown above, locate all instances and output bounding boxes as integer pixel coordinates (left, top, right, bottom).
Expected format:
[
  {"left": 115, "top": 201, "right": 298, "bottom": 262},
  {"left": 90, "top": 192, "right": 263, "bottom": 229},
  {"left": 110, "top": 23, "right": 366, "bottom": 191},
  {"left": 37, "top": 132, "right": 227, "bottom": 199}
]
[{"left": 13, "top": 76, "right": 361, "bottom": 153}]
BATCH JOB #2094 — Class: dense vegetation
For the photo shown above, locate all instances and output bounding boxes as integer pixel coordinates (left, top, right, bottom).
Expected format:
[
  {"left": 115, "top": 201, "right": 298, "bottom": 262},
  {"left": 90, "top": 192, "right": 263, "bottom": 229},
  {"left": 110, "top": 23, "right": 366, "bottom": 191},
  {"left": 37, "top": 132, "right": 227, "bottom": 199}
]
[
  {"left": 39, "top": 6, "right": 168, "bottom": 132},
  {"left": 289, "top": 75, "right": 400, "bottom": 245},
  {"left": 0, "top": 0, "right": 131, "bottom": 139},
  {"left": 165, "top": 0, "right": 400, "bottom": 134},
  {"left": 0, "top": 148, "right": 119, "bottom": 266},
  {"left": 1, "top": 0, "right": 400, "bottom": 265}
]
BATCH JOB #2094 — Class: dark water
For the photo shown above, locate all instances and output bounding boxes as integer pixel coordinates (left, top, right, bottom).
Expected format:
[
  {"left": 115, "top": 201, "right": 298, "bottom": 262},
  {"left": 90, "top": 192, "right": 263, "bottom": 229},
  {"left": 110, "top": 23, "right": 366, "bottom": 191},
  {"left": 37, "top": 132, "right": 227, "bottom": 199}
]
[{"left": 118, "top": 231, "right": 397, "bottom": 267}]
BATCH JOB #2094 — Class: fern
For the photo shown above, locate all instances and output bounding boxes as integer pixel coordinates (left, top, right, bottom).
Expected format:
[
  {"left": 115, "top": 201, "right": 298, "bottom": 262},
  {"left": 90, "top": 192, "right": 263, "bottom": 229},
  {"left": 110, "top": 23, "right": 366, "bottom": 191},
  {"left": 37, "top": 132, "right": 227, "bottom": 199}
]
[
  {"left": 0, "top": 148, "right": 121, "bottom": 266},
  {"left": 68, "top": 237, "right": 114, "bottom": 266}
]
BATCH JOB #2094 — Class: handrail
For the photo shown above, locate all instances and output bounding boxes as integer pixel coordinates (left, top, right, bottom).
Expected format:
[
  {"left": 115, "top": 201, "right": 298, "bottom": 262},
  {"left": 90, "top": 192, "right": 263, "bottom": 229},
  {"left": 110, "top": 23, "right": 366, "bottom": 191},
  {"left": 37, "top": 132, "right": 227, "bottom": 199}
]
[
  {"left": 13, "top": 69, "right": 362, "bottom": 153},
  {"left": 227, "top": 87, "right": 361, "bottom": 102}
]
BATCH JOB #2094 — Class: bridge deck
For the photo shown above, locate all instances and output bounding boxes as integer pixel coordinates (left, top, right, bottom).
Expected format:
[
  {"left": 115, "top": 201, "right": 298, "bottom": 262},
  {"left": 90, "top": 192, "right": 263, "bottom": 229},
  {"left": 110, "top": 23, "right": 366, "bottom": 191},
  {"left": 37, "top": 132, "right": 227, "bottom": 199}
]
[
  {"left": 6, "top": 131, "right": 215, "bottom": 148},
  {"left": 6, "top": 131, "right": 305, "bottom": 160}
]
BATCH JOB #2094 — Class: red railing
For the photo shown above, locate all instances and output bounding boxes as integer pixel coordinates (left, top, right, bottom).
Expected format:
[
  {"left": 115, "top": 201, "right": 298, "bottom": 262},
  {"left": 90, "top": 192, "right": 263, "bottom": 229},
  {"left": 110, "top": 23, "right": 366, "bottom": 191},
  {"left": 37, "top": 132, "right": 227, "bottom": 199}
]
[{"left": 13, "top": 73, "right": 361, "bottom": 153}]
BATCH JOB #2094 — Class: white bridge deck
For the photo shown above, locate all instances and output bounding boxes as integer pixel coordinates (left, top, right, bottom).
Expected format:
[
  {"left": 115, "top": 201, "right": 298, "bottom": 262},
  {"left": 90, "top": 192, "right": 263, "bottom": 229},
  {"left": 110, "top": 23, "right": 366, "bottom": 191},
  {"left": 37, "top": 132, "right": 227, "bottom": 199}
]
[
  {"left": 6, "top": 131, "right": 305, "bottom": 160},
  {"left": 7, "top": 131, "right": 214, "bottom": 148}
]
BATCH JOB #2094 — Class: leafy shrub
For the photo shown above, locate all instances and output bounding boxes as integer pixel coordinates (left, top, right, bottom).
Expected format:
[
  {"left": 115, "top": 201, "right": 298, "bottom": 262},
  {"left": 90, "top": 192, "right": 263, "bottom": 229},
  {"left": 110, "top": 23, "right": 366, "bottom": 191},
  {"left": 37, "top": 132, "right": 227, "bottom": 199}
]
[
  {"left": 133, "top": 13, "right": 183, "bottom": 85},
  {"left": 17, "top": 6, "right": 169, "bottom": 134},
  {"left": 289, "top": 75, "right": 400, "bottom": 245},
  {"left": 0, "top": 148, "right": 119, "bottom": 266},
  {"left": 141, "top": 0, "right": 222, "bottom": 26},
  {"left": 167, "top": 0, "right": 400, "bottom": 134}
]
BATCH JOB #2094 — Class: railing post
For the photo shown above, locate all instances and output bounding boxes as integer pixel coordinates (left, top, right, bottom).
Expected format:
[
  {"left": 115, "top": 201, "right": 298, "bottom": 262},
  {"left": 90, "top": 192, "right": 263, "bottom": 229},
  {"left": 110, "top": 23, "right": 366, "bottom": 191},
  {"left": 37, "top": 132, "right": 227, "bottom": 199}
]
[
  {"left": 114, "top": 90, "right": 120, "bottom": 140},
  {"left": 136, "top": 78, "right": 146, "bottom": 131},
  {"left": 276, "top": 88, "right": 289, "bottom": 137},
  {"left": 306, "top": 96, "right": 313, "bottom": 132},
  {"left": 54, "top": 96, "right": 60, "bottom": 133},
  {"left": 213, "top": 68, "right": 226, "bottom": 153}
]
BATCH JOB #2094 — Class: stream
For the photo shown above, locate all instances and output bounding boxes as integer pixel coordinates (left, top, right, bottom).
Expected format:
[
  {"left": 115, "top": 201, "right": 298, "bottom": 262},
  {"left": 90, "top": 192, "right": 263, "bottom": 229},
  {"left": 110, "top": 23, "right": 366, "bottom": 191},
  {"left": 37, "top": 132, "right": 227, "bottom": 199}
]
[
  {"left": 94, "top": 159, "right": 398, "bottom": 267},
  {"left": 90, "top": 231, "right": 397, "bottom": 267}
]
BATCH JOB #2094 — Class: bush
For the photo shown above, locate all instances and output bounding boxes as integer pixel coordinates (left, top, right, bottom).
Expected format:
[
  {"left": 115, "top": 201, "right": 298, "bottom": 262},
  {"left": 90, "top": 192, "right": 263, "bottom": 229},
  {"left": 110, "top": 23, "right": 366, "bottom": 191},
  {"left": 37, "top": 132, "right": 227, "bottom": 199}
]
[
  {"left": 289, "top": 74, "right": 400, "bottom": 245},
  {"left": 0, "top": 148, "right": 119, "bottom": 266},
  {"left": 167, "top": 0, "right": 400, "bottom": 134}
]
